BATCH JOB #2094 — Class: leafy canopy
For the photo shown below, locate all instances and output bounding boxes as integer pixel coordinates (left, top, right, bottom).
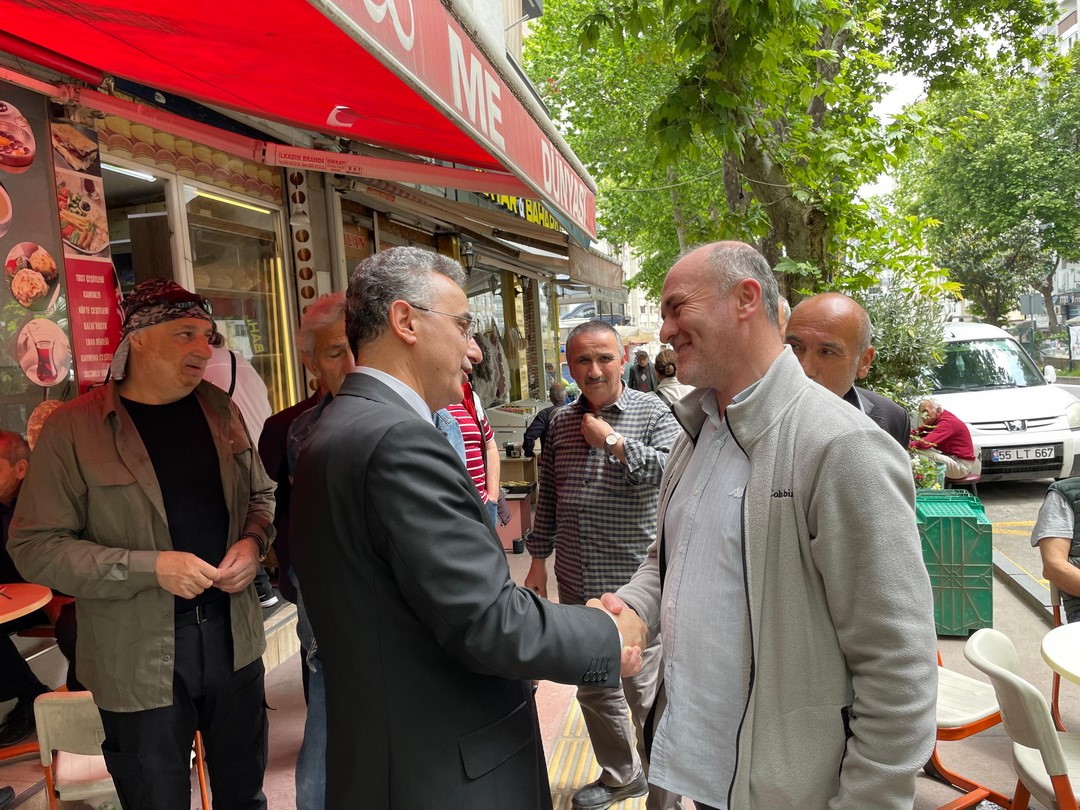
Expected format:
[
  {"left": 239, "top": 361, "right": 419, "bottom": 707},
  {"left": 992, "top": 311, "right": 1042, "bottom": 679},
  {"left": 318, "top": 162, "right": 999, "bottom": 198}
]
[{"left": 894, "top": 52, "right": 1080, "bottom": 325}]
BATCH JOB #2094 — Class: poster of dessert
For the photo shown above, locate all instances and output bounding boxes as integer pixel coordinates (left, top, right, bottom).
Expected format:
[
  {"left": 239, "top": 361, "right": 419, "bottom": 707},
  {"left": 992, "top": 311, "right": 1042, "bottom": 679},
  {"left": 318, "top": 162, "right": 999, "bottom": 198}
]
[{"left": 0, "top": 81, "right": 72, "bottom": 408}]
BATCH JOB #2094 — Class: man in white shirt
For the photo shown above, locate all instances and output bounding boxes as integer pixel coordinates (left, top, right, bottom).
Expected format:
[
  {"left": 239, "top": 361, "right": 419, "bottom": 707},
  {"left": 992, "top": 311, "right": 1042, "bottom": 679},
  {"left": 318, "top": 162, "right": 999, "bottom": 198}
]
[{"left": 601, "top": 241, "right": 937, "bottom": 809}]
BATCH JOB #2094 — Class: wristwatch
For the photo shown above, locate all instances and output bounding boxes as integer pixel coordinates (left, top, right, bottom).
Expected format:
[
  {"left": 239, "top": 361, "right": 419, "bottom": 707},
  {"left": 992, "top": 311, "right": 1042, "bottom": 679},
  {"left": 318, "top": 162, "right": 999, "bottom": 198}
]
[{"left": 604, "top": 432, "right": 622, "bottom": 455}]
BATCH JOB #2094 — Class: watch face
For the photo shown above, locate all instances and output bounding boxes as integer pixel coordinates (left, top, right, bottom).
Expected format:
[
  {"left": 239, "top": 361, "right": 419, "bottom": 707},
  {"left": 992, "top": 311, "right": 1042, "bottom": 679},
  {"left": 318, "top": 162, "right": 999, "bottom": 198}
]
[{"left": 606, "top": 433, "right": 618, "bottom": 446}]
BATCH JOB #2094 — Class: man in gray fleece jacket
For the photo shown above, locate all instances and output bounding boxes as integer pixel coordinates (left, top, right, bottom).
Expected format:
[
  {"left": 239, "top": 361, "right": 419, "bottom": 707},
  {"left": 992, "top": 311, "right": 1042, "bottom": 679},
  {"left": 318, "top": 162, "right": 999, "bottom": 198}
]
[{"left": 600, "top": 242, "right": 937, "bottom": 809}]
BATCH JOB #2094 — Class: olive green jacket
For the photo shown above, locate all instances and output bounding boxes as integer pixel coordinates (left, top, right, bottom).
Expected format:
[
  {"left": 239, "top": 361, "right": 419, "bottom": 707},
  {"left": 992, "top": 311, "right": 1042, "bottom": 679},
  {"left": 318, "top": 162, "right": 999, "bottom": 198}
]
[{"left": 9, "top": 380, "right": 275, "bottom": 711}]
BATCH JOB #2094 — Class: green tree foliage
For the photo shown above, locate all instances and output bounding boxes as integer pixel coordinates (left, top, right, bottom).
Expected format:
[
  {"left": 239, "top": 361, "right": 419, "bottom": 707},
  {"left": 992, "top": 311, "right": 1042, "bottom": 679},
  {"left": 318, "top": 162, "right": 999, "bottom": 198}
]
[
  {"left": 861, "top": 285, "right": 945, "bottom": 408},
  {"left": 524, "top": 0, "right": 1053, "bottom": 296},
  {"left": 894, "top": 54, "right": 1080, "bottom": 326}
]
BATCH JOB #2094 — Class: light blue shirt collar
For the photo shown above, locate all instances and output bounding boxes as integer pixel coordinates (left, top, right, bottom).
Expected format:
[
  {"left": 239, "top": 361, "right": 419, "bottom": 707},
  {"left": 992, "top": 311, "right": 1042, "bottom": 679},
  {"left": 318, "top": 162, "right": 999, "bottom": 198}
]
[
  {"left": 701, "top": 380, "right": 760, "bottom": 427},
  {"left": 356, "top": 366, "right": 432, "bottom": 422}
]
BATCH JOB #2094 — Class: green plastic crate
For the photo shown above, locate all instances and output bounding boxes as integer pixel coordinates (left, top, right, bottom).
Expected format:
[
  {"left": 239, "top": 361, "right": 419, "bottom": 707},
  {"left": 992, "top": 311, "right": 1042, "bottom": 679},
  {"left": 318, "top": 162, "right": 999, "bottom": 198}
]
[
  {"left": 916, "top": 499, "right": 993, "bottom": 636},
  {"left": 915, "top": 489, "right": 985, "bottom": 515}
]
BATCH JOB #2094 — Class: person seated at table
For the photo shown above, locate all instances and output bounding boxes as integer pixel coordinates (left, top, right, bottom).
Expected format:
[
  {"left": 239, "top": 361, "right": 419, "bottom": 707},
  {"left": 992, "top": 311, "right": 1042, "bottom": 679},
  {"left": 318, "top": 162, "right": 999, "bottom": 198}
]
[
  {"left": 522, "top": 383, "right": 567, "bottom": 458},
  {"left": 911, "top": 398, "right": 976, "bottom": 480},
  {"left": 1033, "top": 479, "right": 1080, "bottom": 623},
  {"left": 0, "top": 431, "right": 51, "bottom": 746}
]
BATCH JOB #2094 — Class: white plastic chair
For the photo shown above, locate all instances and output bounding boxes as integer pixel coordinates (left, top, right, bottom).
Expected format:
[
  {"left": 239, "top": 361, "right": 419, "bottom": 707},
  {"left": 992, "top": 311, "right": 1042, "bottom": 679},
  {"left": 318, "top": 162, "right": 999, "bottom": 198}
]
[
  {"left": 926, "top": 653, "right": 1010, "bottom": 808},
  {"left": 33, "top": 691, "right": 117, "bottom": 810},
  {"left": 34, "top": 691, "right": 210, "bottom": 809},
  {"left": 966, "top": 628, "right": 1080, "bottom": 810}
]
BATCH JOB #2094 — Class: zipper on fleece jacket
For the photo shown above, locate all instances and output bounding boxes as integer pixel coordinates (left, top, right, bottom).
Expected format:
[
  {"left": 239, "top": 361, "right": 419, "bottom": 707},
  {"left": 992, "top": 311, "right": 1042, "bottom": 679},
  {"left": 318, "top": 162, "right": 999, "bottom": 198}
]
[{"left": 726, "top": 412, "right": 755, "bottom": 809}]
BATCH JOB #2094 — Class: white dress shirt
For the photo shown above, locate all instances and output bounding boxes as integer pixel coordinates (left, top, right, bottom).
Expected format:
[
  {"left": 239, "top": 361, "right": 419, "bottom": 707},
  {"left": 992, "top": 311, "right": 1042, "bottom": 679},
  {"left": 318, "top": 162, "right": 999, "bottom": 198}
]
[{"left": 650, "top": 388, "right": 752, "bottom": 808}]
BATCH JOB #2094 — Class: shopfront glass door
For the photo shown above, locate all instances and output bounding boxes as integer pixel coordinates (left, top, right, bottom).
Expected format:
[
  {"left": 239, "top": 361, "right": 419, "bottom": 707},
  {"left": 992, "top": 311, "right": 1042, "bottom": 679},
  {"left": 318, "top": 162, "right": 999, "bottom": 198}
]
[{"left": 183, "top": 185, "right": 296, "bottom": 412}]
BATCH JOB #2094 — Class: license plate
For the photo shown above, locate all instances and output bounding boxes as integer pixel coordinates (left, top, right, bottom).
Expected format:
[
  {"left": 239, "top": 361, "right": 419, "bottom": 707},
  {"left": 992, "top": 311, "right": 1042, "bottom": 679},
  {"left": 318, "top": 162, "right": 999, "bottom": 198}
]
[{"left": 990, "top": 446, "right": 1055, "bottom": 462}]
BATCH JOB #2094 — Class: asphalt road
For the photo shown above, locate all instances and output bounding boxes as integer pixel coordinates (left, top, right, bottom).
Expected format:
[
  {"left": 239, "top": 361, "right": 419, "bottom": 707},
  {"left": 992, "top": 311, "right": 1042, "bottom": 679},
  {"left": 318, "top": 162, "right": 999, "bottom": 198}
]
[
  {"left": 976, "top": 379, "right": 1080, "bottom": 603},
  {"left": 978, "top": 480, "right": 1052, "bottom": 586}
]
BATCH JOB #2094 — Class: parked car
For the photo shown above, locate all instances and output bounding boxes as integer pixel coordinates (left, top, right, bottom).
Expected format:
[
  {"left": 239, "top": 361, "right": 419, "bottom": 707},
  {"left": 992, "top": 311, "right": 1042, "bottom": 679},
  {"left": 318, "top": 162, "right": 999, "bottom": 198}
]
[
  {"left": 930, "top": 321, "right": 1080, "bottom": 482},
  {"left": 560, "top": 302, "right": 627, "bottom": 325}
]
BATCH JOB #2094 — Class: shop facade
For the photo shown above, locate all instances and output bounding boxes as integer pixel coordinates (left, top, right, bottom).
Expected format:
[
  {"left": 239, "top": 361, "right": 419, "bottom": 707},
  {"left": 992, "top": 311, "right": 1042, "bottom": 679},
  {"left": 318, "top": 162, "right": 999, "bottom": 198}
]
[{"left": 0, "top": 0, "right": 623, "bottom": 431}]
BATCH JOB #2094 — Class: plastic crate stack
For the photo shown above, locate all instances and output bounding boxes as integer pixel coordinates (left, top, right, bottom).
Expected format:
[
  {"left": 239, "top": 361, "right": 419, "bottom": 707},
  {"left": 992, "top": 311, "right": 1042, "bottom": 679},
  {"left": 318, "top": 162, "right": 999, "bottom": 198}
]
[{"left": 915, "top": 490, "right": 993, "bottom": 636}]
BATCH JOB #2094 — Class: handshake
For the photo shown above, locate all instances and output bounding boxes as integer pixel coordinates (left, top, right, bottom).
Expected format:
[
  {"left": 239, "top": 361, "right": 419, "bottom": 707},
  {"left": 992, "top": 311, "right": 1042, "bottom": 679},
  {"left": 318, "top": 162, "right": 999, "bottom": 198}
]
[{"left": 587, "top": 593, "right": 648, "bottom": 676}]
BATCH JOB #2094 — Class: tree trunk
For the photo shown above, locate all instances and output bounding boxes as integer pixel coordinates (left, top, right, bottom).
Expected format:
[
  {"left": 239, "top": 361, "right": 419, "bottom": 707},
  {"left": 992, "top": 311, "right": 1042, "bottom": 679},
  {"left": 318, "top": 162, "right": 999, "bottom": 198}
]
[
  {"left": 735, "top": 135, "right": 829, "bottom": 293},
  {"left": 1041, "top": 271, "right": 1058, "bottom": 333}
]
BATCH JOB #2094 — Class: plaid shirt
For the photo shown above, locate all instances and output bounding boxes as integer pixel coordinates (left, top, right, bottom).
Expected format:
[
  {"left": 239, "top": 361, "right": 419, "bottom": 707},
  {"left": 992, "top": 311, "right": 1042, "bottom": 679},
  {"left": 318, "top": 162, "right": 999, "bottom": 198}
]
[{"left": 527, "top": 385, "right": 680, "bottom": 602}]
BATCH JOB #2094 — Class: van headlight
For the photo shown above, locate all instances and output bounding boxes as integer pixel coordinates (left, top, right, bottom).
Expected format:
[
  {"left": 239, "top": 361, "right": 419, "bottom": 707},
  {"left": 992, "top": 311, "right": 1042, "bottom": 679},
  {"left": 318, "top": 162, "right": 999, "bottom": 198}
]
[{"left": 1068, "top": 401, "right": 1080, "bottom": 429}]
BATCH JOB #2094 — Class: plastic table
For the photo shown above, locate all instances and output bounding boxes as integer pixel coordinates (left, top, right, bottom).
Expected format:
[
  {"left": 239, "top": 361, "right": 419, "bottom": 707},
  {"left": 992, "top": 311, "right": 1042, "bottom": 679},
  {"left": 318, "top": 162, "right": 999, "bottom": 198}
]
[{"left": 1041, "top": 622, "right": 1080, "bottom": 686}]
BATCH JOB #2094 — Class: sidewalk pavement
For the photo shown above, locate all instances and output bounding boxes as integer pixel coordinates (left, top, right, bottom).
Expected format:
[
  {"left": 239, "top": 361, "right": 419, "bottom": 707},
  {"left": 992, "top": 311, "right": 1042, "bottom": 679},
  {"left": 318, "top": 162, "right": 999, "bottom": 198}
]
[{"left": 0, "top": 550, "right": 1063, "bottom": 808}]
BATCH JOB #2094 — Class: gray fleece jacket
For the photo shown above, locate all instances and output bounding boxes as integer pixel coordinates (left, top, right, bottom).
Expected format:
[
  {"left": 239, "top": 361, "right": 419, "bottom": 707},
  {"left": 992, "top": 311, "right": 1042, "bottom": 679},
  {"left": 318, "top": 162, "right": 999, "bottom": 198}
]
[{"left": 618, "top": 348, "right": 936, "bottom": 808}]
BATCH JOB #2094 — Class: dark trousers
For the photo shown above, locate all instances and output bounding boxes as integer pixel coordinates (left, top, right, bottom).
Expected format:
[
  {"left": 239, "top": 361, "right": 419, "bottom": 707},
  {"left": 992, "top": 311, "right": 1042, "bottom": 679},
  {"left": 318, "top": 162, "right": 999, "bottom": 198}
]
[
  {"left": 695, "top": 803, "right": 720, "bottom": 810},
  {"left": 98, "top": 605, "right": 268, "bottom": 810},
  {"left": 53, "top": 601, "right": 82, "bottom": 692},
  {"left": 0, "top": 610, "right": 48, "bottom": 702}
]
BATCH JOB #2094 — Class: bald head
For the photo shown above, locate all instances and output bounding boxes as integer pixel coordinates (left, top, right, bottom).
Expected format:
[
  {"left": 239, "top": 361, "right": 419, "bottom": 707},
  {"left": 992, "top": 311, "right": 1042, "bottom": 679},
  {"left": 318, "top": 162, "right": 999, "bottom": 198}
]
[{"left": 784, "top": 292, "right": 875, "bottom": 397}]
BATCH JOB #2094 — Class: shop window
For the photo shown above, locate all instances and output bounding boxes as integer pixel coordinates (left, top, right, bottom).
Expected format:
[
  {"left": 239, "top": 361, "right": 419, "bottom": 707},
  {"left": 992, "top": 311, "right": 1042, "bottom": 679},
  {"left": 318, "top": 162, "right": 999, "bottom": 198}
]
[
  {"left": 184, "top": 185, "right": 296, "bottom": 412},
  {"left": 101, "top": 163, "right": 174, "bottom": 295}
]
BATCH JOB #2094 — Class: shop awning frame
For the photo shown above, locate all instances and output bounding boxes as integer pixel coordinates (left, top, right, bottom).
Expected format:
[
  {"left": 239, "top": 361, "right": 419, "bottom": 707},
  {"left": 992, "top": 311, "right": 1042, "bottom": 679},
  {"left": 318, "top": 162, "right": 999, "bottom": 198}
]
[{"left": 0, "top": 0, "right": 598, "bottom": 240}]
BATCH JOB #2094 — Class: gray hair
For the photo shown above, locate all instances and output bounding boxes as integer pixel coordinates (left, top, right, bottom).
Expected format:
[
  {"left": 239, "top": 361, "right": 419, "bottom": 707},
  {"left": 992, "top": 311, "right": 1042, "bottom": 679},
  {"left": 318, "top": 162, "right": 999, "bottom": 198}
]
[
  {"left": 565, "top": 319, "right": 621, "bottom": 351},
  {"left": 919, "top": 398, "right": 943, "bottom": 412},
  {"left": 297, "top": 292, "right": 346, "bottom": 358},
  {"left": 346, "top": 247, "right": 467, "bottom": 354},
  {"left": 0, "top": 431, "right": 29, "bottom": 466},
  {"left": 691, "top": 242, "right": 780, "bottom": 327},
  {"left": 548, "top": 383, "right": 567, "bottom": 405}
]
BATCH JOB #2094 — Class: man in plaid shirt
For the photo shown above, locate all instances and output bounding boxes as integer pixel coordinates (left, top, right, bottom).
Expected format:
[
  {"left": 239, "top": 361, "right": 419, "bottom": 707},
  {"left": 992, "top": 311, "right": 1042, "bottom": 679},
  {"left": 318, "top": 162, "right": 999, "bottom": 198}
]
[{"left": 525, "top": 320, "right": 681, "bottom": 810}]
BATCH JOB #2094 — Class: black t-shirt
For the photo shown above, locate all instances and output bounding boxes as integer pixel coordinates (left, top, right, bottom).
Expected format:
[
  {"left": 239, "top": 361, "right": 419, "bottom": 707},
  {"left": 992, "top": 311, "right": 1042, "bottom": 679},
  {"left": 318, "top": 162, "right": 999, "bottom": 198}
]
[
  {"left": 122, "top": 392, "right": 229, "bottom": 611},
  {"left": 0, "top": 498, "right": 21, "bottom": 584}
]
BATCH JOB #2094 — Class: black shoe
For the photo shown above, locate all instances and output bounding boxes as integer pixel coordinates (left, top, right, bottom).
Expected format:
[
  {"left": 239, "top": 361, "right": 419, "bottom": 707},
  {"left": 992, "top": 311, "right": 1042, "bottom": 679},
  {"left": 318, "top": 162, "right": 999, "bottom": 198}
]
[
  {"left": 571, "top": 772, "right": 649, "bottom": 810},
  {"left": 256, "top": 582, "right": 278, "bottom": 608},
  {"left": 254, "top": 567, "right": 278, "bottom": 608},
  {"left": 0, "top": 785, "right": 14, "bottom": 810},
  {"left": 0, "top": 698, "right": 36, "bottom": 747}
]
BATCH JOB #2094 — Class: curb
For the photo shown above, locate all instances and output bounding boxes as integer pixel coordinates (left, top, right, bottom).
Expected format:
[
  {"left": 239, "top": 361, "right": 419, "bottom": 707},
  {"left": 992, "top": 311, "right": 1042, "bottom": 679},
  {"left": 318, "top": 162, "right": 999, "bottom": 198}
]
[{"left": 994, "top": 549, "right": 1053, "bottom": 627}]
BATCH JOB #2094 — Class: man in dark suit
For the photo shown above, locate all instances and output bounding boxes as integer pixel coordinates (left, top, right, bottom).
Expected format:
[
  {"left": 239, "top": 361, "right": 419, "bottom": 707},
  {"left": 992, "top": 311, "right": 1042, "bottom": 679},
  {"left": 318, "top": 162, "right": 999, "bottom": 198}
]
[
  {"left": 784, "top": 292, "right": 911, "bottom": 447},
  {"left": 291, "top": 246, "right": 640, "bottom": 809}
]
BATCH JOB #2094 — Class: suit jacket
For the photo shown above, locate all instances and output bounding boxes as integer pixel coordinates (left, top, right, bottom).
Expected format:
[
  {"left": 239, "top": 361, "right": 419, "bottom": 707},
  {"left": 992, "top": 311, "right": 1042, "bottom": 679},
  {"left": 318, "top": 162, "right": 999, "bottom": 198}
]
[
  {"left": 853, "top": 386, "right": 911, "bottom": 448},
  {"left": 291, "top": 373, "right": 621, "bottom": 809},
  {"left": 257, "top": 392, "right": 319, "bottom": 603}
]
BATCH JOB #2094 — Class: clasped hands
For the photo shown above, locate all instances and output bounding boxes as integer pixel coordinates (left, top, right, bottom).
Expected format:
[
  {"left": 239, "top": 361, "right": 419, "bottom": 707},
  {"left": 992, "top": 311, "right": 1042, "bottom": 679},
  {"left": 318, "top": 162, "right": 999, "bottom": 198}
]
[
  {"left": 587, "top": 592, "right": 648, "bottom": 677},
  {"left": 154, "top": 537, "right": 262, "bottom": 600}
]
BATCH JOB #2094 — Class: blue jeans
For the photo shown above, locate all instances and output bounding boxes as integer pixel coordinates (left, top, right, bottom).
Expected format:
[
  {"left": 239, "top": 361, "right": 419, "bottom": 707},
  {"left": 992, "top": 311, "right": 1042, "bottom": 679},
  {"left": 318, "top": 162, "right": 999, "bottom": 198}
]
[
  {"left": 295, "top": 648, "right": 326, "bottom": 810},
  {"left": 486, "top": 500, "right": 498, "bottom": 526},
  {"left": 294, "top": 580, "right": 326, "bottom": 810}
]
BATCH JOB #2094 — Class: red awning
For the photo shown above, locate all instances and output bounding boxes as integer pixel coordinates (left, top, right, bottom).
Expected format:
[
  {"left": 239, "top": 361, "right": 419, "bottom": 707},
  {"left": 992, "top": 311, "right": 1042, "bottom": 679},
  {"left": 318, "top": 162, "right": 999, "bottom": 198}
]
[{"left": 0, "top": 0, "right": 597, "bottom": 238}]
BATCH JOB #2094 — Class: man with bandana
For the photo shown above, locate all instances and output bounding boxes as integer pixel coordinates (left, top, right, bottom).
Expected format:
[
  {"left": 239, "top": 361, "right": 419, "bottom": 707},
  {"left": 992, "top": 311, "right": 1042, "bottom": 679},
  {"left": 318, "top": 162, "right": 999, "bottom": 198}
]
[{"left": 9, "top": 278, "right": 275, "bottom": 809}]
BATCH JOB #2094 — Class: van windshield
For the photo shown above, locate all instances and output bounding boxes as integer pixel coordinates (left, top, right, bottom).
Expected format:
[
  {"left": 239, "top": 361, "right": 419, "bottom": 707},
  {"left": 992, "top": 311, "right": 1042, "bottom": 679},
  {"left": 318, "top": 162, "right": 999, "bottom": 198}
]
[{"left": 932, "top": 339, "right": 1046, "bottom": 393}]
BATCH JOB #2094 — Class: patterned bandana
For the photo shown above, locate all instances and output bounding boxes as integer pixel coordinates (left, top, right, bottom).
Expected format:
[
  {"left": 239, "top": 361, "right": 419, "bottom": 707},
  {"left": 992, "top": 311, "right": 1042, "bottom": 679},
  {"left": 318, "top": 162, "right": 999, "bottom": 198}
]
[{"left": 109, "top": 278, "right": 221, "bottom": 381}]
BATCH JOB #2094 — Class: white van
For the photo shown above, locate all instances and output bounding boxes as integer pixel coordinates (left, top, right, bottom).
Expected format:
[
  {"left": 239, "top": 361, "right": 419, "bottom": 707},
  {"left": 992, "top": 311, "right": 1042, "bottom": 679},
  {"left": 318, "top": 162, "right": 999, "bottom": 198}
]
[{"left": 930, "top": 321, "right": 1080, "bottom": 482}]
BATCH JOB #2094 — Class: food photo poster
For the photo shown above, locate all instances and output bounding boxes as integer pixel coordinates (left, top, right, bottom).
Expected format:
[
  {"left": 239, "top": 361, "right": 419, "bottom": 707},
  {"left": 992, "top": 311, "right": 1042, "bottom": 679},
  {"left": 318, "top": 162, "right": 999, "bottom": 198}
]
[
  {"left": 50, "top": 105, "right": 121, "bottom": 393},
  {"left": 0, "top": 79, "right": 73, "bottom": 408}
]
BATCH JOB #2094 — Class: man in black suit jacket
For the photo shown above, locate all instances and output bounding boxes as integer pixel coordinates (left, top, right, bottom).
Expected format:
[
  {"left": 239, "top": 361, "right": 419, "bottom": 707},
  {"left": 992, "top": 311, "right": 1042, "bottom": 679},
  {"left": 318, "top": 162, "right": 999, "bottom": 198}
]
[
  {"left": 291, "top": 247, "right": 638, "bottom": 809},
  {"left": 784, "top": 292, "right": 911, "bottom": 447}
]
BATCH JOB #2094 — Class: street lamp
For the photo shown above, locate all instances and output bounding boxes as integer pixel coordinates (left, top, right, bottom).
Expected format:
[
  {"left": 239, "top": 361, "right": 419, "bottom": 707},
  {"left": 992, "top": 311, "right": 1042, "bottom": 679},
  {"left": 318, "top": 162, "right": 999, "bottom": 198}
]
[{"left": 460, "top": 241, "right": 476, "bottom": 275}]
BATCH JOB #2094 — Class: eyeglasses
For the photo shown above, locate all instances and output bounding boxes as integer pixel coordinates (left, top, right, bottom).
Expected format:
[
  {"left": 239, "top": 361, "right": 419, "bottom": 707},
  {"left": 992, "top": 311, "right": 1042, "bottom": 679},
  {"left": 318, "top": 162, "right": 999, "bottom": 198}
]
[{"left": 409, "top": 303, "right": 475, "bottom": 340}]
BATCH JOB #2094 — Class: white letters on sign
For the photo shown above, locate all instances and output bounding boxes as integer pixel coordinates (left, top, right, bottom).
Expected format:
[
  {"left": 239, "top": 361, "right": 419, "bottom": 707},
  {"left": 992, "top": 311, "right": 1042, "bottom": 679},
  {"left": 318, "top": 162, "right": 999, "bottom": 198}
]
[
  {"left": 363, "top": 0, "right": 415, "bottom": 50},
  {"left": 448, "top": 28, "right": 506, "bottom": 151},
  {"left": 541, "top": 141, "right": 587, "bottom": 226}
]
